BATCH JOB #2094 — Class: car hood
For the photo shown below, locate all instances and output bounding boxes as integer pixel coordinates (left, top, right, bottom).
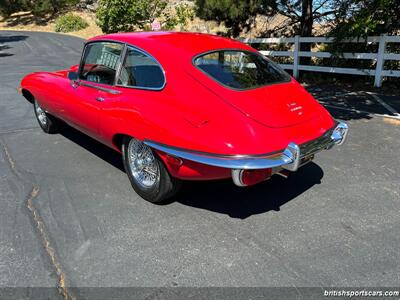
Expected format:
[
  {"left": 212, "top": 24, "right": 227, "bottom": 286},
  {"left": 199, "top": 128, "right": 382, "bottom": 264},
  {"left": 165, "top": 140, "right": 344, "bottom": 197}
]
[{"left": 216, "top": 80, "right": 324, "bottom": 128}]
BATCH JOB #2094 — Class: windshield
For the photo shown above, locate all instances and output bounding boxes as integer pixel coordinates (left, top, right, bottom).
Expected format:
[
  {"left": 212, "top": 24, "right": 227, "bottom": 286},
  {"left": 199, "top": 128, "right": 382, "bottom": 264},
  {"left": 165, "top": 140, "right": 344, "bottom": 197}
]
[{"left": 194, "top": 50, "right": 291, "bottom": 90}]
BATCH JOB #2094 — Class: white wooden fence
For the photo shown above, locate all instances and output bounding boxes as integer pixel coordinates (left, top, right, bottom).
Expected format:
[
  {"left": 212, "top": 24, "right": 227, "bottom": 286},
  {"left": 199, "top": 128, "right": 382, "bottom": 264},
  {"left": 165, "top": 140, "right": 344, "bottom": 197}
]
[{"left": 243, "top": 35, "right": 400, "bottom": 87}]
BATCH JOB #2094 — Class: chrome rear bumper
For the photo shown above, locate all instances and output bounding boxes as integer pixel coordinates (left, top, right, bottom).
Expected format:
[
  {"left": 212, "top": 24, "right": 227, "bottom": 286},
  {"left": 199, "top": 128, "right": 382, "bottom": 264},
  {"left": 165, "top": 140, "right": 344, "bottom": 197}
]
[{"left": 145, "top": 121, "right": 348, "bottom": 177}]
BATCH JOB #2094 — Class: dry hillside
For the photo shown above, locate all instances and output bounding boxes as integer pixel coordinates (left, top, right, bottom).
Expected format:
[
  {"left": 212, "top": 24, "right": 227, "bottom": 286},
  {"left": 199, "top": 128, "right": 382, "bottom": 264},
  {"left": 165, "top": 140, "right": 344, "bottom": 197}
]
[{"left": 0, "top": 0, "right": 313, "bottom": 39}]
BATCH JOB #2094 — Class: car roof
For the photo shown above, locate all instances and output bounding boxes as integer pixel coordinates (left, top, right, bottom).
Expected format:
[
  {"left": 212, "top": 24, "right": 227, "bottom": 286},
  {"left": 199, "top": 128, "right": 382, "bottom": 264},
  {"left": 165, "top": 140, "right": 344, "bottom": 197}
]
[{"left": 88, "top": 31, "right": 255, "bottom": 63}]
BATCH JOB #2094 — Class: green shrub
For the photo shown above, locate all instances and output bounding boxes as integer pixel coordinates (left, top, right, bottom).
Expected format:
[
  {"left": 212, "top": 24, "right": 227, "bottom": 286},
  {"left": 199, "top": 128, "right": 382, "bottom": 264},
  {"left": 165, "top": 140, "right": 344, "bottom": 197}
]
[
  {"left": 55, "top": 13, "right": 88, "bottom": 33},
  {"left": 164, "top": 3, "right": 195, "bottom": 30},
  {"left": 96, "top": 0, "right": 167, "bottom": 33}
]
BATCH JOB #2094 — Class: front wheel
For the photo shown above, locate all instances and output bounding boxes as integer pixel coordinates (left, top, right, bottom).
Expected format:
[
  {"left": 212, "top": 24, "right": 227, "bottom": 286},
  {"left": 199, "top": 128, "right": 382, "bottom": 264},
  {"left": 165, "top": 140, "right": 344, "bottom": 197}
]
[
  {"left": 122, "top": 137, "right": 181, "bottom": 203},
  {"left": 34, "top": 100, "right": 59, "bottom": 133}
]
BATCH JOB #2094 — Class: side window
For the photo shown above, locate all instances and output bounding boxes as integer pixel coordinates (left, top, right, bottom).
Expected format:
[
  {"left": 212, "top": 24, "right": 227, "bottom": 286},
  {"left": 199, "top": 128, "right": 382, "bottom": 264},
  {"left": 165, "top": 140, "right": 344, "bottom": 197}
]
[
  {"left": 80, "top": 42, "right": 123, "bottom": 85},
  {"left": 117, "top": 47, "right": 165, "bottom": 89}
]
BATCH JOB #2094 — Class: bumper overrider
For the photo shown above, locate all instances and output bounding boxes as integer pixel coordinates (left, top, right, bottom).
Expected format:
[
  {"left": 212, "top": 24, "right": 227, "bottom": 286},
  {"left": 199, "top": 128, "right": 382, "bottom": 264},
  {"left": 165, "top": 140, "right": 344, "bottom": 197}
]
[{"left": 145, "top": 121, "right": 348, "bottom": 186}]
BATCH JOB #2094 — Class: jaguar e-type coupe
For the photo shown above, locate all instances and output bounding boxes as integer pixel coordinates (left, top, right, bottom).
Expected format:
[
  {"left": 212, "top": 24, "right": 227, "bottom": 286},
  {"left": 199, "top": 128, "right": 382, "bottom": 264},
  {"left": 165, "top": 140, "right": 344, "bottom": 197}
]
[{"left": 20, "top": 32, "right": 348, "bottom": 203}]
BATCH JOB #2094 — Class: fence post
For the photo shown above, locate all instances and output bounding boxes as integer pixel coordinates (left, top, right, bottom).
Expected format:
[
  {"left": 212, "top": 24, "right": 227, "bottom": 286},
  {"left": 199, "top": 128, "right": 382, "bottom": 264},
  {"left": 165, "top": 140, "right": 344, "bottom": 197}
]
[
  {"left": 374, "top": 35, "right": 386, "bottom": 87},
  {"left": 293, "top": 35, "right": 300, "bottom": 78}
]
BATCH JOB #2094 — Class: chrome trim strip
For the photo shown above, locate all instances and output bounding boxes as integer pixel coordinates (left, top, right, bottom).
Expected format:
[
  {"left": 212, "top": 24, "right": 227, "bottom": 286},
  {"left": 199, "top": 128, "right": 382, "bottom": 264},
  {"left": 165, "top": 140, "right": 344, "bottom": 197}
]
[
  {"left": 145, "top": 121, "right": 348, "bottom": 172},
  {"left": 144, "top": 140, "right": 295, "bottom": 170},
  {"left": 146, "top": 140, "right": 283, "bottom": 159},
  {"left": 80, "top": 82, "right": 121, "bottom": 94},
  {"left": 114, "top": 43, "right": 128, "bottom": 86}
]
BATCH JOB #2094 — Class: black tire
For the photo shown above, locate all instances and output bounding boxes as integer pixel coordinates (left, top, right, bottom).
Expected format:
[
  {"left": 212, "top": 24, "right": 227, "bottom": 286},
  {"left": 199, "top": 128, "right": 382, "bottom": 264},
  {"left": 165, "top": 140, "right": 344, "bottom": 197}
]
[
  {"left": 122, "top": 136, "right": 181, "bottom": 203},
  {"left": 33, "top": 100, "right": 59, "bottom": 134}
]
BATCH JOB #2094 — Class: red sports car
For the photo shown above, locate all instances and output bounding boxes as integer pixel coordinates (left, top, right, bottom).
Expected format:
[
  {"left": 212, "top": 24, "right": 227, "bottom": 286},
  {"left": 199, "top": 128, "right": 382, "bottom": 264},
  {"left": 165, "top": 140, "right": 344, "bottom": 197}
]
[{"left": 20, "top": 32, "right": 348, "bottom": 203}]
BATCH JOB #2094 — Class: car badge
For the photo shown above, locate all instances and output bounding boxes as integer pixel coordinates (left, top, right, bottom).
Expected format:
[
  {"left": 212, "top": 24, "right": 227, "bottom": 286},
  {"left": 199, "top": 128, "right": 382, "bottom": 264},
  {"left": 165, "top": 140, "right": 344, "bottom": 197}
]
[{"left": 287, "top": 102, "right": 303, "bottom": 115}]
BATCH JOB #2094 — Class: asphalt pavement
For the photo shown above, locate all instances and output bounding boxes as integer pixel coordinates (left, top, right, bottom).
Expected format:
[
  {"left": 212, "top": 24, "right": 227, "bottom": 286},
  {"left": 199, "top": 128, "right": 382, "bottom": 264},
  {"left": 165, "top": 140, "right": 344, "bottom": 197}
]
[{"left": 1, "top": 31, "right": 399, "bottom": 299}]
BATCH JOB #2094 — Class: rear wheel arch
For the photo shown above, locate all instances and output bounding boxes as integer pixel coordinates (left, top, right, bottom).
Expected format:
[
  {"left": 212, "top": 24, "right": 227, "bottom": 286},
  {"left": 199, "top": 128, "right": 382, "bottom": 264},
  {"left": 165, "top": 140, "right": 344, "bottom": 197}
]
[
  {"left": 112, "top": 133, "right": 135, "bottom": 152},
  {"left": 113, "top": 133, "right": 165, "bottom": 160},
  {"left": 112, "top": 133, "right": 149, "bottom": 152}
]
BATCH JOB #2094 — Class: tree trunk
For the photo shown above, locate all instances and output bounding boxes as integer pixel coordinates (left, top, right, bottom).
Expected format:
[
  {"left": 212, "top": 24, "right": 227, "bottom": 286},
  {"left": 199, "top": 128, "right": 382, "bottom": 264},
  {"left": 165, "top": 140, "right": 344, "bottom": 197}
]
[
  {"left": 300, "top": 0, "right": 313, "bottom": 37},
  {"left": 300, "top": 0, "right": 313, "bottom": 66}
]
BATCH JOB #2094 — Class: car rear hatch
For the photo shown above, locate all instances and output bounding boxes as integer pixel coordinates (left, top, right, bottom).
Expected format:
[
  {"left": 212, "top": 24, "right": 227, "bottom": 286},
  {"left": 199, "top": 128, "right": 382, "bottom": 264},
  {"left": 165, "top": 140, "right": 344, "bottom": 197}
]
[{"left": 218, "top": 80, "right": 323, "bottom": 128}]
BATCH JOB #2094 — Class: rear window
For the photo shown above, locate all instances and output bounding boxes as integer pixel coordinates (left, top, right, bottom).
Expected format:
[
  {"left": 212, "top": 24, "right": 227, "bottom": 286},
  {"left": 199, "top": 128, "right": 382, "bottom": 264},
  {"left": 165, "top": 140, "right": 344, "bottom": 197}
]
[{"left": 194, "top": 50, "right": 290, "bottom": 90}]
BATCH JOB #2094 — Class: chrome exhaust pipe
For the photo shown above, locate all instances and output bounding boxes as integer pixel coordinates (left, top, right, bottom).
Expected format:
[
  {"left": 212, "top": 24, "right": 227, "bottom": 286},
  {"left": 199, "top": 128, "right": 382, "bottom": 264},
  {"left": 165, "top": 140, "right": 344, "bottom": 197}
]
[{"left": 276, "top": 170, "right": 290, "bottom": 179}]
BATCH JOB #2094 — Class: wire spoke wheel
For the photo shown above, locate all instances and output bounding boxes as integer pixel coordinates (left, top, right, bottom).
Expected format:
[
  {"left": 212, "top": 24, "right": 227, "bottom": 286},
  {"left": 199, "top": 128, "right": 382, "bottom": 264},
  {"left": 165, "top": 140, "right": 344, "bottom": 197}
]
[
  {"left": 122, "top": 136, "right": 181, "bottom": 203},
  {"left": 127, "top": 138, "right": 160, "bottom": 188},
  {"left": 34, "top": 101, "right": 48, "bottom": 126}
]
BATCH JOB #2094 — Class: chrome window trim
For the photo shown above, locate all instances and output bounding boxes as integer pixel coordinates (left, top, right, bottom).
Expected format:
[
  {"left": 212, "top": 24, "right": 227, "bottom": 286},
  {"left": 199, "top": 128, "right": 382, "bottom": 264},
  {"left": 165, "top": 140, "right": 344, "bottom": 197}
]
[
  {"left": 115, "top": 44, "right": 167, "bottom": 91},
  {"left": 114, "top": 43, "right": 128, "bottom": 85},
  {"left": 78, "top": 40, "right": 125, "bottom": 87},
  {"left": 192, "top": 48, "right": 292, "bottom": 91},
  {"left": 80, "top": 82, "right": 121, "bottom": 94},
  {"left": 77, "top": 39, "right": 166, "bottom": 91}
]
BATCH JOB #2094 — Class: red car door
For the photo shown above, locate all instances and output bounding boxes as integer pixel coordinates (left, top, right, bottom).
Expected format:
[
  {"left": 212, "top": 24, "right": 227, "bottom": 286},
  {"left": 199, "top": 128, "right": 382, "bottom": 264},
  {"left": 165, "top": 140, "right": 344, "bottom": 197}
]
[
  {"left": 61, "top": 41, "right": 124, "bottom": 139},
  {"left": 95, "top": 45, "right": 167, "bottom": 147},
  {"left": 59, "top": 82, "right": 105, "bottom": 139}
]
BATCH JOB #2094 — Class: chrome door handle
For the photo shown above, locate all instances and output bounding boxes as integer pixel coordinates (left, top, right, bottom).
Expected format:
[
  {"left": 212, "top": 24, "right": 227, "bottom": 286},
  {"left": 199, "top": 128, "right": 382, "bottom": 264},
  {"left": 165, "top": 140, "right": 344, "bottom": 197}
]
[
  {"left": 70, "top": 80, "right": 79, "bottom": 89},
  {"left": 96, "top": 97, "right": 105, "bottom": 102}
]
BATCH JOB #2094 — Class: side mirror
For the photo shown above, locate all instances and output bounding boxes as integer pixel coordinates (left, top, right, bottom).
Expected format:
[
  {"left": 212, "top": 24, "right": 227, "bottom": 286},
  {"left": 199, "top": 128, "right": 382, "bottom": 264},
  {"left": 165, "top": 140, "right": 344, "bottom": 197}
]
[{"left": 68, "top": 71, "right": 79, "bottom": 81}]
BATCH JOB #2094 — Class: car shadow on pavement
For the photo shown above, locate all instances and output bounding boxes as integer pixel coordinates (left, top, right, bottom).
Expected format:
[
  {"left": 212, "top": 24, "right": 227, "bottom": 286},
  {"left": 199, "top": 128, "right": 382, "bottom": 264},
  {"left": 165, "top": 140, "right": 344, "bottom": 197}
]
[
  {"left": 307, "top": 85, "right": 397, "bottom": 121},
  {"left": 59, "top": 124, "right": 125, "bottom": 172},
  {"left": 325, "top": 106, "right": 372, "bottom": 121},
  {"left": 175, "top": 162, "right": 324, "bottom": 219},
  {"left": 58, "top": 124, "right": 324, "bottom": 219}
]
